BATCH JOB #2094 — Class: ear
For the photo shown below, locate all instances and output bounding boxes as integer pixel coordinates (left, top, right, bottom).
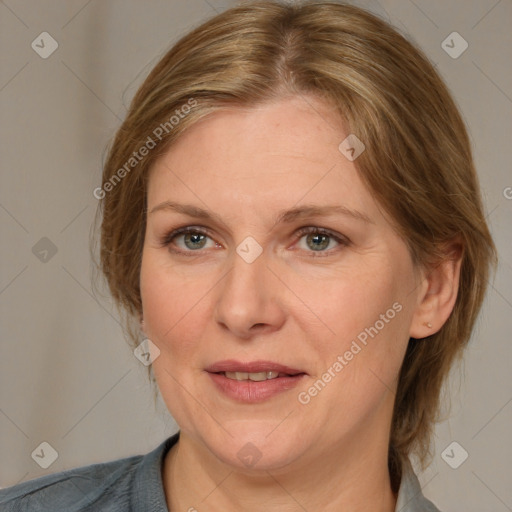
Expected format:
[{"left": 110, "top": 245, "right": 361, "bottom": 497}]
[{"left": 409, "top": 241, "right": 463, "bottom": 339}]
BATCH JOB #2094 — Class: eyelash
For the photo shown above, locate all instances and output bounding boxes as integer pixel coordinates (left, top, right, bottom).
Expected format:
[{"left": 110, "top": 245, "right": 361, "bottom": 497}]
[{"left": 160, "top": 226, "right": 350, "bottom": 258}]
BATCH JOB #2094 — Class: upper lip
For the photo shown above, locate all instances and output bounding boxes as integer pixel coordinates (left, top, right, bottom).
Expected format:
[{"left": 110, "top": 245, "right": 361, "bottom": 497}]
[{"left": 205, "top": 360, "right": 307, "bottom": 375}]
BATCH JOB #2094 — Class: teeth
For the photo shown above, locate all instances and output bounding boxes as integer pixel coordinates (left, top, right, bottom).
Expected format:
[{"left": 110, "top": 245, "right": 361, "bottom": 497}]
[{"left": 224, "top": 371, "right": 280, "bottom": 381}]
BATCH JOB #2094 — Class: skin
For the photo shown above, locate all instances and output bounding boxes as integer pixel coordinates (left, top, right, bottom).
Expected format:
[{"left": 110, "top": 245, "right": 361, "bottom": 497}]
[{"left": 140, "top": 95, "right": 461, "bottom": 511}]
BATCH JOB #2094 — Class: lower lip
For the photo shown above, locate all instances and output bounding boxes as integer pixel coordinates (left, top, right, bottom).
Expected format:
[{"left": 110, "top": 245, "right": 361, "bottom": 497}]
[{"left": 207, "top": 372, "right": 306, "bottom": 403}]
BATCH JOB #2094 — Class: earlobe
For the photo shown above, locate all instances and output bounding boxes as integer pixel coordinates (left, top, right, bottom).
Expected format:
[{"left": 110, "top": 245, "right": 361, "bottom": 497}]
[{"left": 409, "top": 242, "right": 463, "bottom": 339}]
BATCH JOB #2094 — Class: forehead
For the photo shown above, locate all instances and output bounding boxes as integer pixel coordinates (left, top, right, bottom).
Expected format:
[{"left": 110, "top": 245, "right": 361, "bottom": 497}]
[{"left": 146, "top": 95, "right": 383, "bottom": 226}]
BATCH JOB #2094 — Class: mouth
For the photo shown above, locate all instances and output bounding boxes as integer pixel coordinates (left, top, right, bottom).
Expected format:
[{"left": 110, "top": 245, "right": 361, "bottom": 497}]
[
  {"left": 218, "top": 370, "right": 303, "bottom": 381},
  {"left": 205, "top": 360, "right": 307, "bottom": 402}
]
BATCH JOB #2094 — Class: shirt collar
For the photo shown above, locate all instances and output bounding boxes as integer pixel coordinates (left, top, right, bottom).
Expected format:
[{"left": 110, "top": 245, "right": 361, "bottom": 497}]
[{"left": 395, "top": 458, "right": 441, "bottom": 511}]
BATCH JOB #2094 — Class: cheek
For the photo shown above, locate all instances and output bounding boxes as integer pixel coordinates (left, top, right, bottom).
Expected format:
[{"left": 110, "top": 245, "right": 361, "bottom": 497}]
[
  {"left": 140, "top": 252, "right": 211, "bottom": 428},
  {"left": 298, "top": 255, "right": 414, "bottom": 390},
  {"left": 302, "top": 263, "right": 403, "bottom": 342},
  {"left": 139, "top": 251, "right": 207, "bottom": 362}
]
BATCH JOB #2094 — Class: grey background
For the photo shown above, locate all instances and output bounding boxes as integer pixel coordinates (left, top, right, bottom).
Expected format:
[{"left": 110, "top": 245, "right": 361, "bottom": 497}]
[{"left": 0, "top": 0, "right": 510, "bottom": 510}]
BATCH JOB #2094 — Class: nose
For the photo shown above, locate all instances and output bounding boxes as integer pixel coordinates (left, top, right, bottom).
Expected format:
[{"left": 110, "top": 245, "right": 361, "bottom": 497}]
[{"left": 213, "top": 246, "right": 286, "bottom": 339}]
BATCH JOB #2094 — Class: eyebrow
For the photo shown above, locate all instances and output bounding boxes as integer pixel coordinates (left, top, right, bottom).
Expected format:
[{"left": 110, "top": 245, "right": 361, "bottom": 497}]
[{"left": 149, "top": 201, "right": 374, "bottom": 227}]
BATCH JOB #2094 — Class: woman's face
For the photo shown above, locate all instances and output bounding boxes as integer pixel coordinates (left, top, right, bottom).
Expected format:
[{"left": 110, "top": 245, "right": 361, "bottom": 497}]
[{"left": 140, "top": 95, "right": 426, "bottom": 471}]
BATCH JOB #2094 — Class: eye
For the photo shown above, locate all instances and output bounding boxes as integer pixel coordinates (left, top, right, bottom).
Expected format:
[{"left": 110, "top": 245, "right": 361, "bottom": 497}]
[
  {"left": 293, "top": 227, "right": 349, "bottom": 257},
  {"left": 160, "top": 225, "right": 350, "bottom": 257},
  {"left": 161, "top": 226, "right": 219, "bottom": 255}
]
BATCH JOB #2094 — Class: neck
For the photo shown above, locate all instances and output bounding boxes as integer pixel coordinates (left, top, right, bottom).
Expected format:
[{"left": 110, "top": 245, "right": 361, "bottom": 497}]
[{"left": 163, "top": 426, "right": 397, "bottom": 512}]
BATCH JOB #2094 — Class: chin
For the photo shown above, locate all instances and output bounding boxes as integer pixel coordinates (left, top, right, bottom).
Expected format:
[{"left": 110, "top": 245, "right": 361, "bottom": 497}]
[{"left": 202, "top": 420, "right": 308, "bottom": 472}]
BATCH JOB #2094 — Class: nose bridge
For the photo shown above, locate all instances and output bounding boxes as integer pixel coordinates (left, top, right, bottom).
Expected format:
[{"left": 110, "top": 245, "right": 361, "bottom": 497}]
[
  {"left": 222, "top": 246, "right": 271, "bottom": 306},
  {"left": 214, "top": 243, "right": 284, "bottom": 336}
]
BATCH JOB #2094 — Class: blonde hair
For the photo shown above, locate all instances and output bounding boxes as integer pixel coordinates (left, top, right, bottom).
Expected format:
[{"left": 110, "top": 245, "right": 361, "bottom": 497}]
[{"left": 96, "top": 0, "right": 497, "bottom": 486}]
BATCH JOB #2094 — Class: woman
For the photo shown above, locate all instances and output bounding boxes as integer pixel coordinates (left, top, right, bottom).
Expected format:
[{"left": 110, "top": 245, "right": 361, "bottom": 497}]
[{"left": 0, "top": 1, "right": 497, "bottom": 511}]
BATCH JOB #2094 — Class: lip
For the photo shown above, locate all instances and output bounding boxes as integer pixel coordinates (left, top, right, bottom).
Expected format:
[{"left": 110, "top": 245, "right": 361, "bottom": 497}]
[
  {"left": 205, "top": 360, "right": 307, "bottom": 403},
  {"left": 205, "top": 360, "right": 306, "bottom": 375}
]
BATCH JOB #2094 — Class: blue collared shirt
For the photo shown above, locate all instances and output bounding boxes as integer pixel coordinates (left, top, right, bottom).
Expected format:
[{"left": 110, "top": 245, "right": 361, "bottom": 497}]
[{"left": 0, "top": 432, "right": 441, "bottom": 511}]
